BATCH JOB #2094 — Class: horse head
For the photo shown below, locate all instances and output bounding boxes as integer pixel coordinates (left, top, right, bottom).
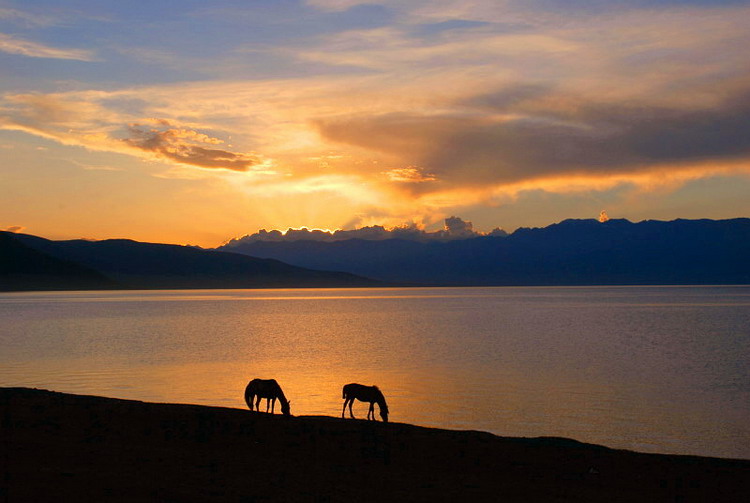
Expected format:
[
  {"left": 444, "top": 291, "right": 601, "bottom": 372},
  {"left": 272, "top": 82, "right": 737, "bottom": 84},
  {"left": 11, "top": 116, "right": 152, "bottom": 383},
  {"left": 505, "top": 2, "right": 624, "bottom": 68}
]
[
  {"left": 281, "top": 399, "right": 291, "bottom": 416},
  {"left": 379, "top": 404, "right": 389, "bottom": 422}
]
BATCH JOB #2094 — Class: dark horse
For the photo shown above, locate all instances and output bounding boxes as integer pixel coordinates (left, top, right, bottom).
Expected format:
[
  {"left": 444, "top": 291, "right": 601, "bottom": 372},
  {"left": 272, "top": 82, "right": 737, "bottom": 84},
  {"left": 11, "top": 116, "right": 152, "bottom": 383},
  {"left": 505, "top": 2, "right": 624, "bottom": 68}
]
[
  {"left": 342, "top": 383, "right": 389, "bottom": 422},
  {"left": 244, "top": 378, "right": 291, "bottom": 416}
]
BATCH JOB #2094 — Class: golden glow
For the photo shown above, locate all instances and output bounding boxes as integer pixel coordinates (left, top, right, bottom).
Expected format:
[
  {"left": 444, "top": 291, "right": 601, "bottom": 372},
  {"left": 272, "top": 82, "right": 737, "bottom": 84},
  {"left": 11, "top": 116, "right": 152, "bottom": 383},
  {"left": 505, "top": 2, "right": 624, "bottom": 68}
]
[
  {"left": 280, "top": 226, "right": 340, "bottom": 235},
  {"left": 2, "top": 2, "right": 750, "bottom": 245}
]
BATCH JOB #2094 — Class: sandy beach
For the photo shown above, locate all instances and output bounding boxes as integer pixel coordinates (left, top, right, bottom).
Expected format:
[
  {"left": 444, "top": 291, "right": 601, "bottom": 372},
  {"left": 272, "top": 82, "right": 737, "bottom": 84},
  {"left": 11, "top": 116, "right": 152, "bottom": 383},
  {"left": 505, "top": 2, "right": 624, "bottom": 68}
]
[{"left": 1, "top": 387, "right": 748, "bottom": 502}]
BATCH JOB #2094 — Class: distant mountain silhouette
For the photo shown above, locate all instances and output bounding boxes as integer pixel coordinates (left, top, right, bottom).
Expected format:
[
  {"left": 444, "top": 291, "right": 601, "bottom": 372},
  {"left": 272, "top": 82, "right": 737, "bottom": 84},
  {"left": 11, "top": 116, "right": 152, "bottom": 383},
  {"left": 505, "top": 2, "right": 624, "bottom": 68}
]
[
  {"left": 216, "top": 218, "right": 750, "bottom": 286},
  {"left": 5, "top": 218, "right": 748, "bottom": 291},
  {"left": 0, "top": 232, "right": 120, "bottom": 291},
  {"left": 2, "top": 232, "right": 379, "bottom": 291}
]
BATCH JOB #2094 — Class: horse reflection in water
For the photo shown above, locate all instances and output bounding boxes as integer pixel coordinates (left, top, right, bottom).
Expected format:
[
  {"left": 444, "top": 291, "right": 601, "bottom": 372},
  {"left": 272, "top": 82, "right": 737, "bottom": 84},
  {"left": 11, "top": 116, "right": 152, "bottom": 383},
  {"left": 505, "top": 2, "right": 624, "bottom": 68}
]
[
  {"left": 244, "top": 378, "right": 291, "bottom": 416},
  {"left": 342, "top": 383, "right": 389, "bottom": 422}
]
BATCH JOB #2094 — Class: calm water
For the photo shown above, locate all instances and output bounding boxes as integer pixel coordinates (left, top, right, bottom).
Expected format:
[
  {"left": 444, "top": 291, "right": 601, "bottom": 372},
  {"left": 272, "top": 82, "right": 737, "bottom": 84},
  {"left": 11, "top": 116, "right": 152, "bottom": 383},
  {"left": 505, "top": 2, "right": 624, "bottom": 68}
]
[{"left": 1, "top": 286, "right": 748, "bottom": 459}]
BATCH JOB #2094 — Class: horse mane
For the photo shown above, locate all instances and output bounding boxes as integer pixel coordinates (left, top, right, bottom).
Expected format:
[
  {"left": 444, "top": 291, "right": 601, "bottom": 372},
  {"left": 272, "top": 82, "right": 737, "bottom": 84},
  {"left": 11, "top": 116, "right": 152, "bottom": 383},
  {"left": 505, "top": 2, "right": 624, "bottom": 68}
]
[
  {"left": 246, "top": 378, "right": 288, "bottom": 403},
  {"left": 275, "top": 383, "right": 288, "bottom": 403},
  {"left": 372, "top": 386, "right": 388, "bottom": 410}
]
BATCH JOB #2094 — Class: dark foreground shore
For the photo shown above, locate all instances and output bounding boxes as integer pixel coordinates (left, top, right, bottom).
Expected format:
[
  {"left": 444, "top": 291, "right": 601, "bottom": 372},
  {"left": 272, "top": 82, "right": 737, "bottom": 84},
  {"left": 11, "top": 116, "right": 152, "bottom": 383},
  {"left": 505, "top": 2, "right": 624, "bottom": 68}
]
[{"left": 1, "top": 388, "right": 748, "bottom": 502}]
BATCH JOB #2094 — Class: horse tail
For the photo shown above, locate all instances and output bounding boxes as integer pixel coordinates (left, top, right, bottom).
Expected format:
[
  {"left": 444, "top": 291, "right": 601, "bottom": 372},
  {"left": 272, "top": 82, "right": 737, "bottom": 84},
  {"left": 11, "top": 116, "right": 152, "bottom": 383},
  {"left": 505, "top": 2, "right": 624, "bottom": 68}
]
[
  {"left": 245, "top": 379, "right": 261, "bottom": 409},
  {"left": 343, "top": 383, "right": 353, "bottom": 400},
  {"left": 244, "top": 381, "right": 253, "bottom": 409}
]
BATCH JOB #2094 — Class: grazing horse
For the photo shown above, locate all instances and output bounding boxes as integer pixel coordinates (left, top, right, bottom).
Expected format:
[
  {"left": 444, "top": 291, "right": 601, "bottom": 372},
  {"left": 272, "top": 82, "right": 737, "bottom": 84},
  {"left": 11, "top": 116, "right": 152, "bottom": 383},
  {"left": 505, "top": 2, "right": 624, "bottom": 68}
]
[
  {"left": 342, "top": 383, "right": 389, "bottom": 422},
  {"left": 244, "top": 378, "right": 291, "bottom": 416}
]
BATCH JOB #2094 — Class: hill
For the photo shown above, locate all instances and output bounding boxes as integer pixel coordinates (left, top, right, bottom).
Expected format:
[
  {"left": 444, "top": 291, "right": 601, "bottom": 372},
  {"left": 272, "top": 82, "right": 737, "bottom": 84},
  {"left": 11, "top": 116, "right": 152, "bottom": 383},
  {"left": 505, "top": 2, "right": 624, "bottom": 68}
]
[
  {"left": 2, "top": 387, "right": 748, "bottom": 502},
  {"left": 217, "top": 218, "right": 750, "bottom": 285},
  {"left": 2, "top": 232, "right": 379, "bottom": 291},
  {"left": 0, "top": 232, "right": 120, "bottom": 291},
  {"left": 6, "top": 218, "right": 748, "bottom": 290}
]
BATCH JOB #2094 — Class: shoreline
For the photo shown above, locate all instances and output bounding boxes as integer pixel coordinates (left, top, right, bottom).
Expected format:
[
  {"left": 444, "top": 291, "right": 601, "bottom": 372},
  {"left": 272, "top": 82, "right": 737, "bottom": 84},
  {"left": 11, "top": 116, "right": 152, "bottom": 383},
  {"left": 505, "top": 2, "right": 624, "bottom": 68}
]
[
  {"left": 3, "top": 283, "right": 750, "bottom": 293},
  {"left": 2, "top": 387, "right": 749, "bottom": 501}
]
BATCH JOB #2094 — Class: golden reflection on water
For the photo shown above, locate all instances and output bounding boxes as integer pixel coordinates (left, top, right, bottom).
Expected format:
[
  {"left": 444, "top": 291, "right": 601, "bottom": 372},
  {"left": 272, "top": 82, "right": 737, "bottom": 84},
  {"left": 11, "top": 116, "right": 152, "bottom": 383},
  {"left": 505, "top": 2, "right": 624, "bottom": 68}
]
[
  {"left": 1, "top": 286, "right": 749, "bottom": 458},
  {"left": 6, "top": 353, "right": 744, "bottom": 459}
]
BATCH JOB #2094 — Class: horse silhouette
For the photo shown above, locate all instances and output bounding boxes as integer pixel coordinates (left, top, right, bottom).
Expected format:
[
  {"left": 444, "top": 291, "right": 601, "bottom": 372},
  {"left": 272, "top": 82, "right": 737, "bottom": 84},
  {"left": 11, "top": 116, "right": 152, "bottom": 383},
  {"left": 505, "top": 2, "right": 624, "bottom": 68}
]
[
  {"left": 342, "top": 383, "right": 389, "bottom": 422},
  {"left": 244, "top": 378, "right": 291, "bottom": 416}
]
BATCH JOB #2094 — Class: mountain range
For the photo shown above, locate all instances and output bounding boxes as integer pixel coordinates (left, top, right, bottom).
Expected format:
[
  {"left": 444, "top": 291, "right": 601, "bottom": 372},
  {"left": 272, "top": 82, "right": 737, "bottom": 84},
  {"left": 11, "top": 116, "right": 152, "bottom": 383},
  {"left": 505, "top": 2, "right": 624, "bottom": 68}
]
[
  {"left": 217, "top": 218, "right": 750, "bottom": 286},
  {"left": 2, "top": 217, "right": 749, "bottom": 291},
  {"left": 0, "top": 232, "right": 378, "bottom": 291}
]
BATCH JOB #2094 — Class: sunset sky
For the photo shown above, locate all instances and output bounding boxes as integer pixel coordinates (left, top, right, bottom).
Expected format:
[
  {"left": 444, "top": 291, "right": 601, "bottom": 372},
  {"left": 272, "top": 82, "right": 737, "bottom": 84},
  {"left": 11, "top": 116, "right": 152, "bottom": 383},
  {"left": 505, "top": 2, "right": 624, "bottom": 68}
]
[{"left": 1, "top": 0, "right": 749, "bottom": 246}]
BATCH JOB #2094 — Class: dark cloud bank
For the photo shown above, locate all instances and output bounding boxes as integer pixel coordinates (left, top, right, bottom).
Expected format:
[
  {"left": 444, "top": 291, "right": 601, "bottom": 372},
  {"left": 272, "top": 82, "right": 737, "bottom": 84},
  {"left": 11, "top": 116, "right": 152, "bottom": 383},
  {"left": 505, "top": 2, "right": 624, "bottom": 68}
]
[{"left": 316, "top": 86, "right": 750, "bottom": 187}]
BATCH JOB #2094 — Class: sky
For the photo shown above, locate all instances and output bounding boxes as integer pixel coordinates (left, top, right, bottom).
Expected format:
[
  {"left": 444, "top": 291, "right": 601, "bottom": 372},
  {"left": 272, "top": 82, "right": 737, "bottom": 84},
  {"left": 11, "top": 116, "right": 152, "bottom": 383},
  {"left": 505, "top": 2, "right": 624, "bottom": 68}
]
[{"left": 1, "top": 0, "right": 749, "bottom": 246}]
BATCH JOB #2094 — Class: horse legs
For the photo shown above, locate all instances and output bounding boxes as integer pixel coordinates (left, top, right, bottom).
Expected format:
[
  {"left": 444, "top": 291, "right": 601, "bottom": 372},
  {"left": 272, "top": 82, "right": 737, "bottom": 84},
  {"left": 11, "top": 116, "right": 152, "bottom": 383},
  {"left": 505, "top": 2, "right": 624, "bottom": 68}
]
[
  {"left": 255, "top": 396, "right": 262, "bottom": 412},
  {"left": 342, "top": 398, "right": 353, "bottom": 418},
  {"left": 367, "top": 402, "right": 375, "bottom": 420},
  {"left": 248, "top": 394, "right": 255, "bottom": 411},
  {"left": 271, "top": 397, "right": 276, "bottom": 414}
]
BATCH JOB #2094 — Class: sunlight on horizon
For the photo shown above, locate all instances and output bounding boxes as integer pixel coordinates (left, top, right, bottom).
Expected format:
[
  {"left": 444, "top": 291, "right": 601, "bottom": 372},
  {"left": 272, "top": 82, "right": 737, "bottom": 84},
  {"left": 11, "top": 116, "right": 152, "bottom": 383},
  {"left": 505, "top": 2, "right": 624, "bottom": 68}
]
[{"left": 1, "top": 1, "right": 750, "bottom": 245}]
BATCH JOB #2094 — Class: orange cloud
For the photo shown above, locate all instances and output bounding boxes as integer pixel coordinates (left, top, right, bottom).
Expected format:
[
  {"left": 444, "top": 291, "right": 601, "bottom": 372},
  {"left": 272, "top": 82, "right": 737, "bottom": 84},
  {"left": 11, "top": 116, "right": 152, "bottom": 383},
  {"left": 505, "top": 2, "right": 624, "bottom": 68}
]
[
  {"left": 0, "top": 94, "right": 266, "bottom": 172},
  {"left": 382, "top": 166, "right": 437, "bottom": 183},
  {"left": 410, "top": 159, "right": 750, "bottom": 214},
  {"left": 123, "top": 123, "right": 260, "bottom": 172}
]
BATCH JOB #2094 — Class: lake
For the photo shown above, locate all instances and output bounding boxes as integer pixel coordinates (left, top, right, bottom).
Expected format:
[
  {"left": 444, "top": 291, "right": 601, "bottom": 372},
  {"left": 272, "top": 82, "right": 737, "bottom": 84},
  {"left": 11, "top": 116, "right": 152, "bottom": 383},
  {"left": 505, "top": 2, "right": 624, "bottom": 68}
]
[{"left": 1, "top": 286, "right": 748, "bottom": 459}]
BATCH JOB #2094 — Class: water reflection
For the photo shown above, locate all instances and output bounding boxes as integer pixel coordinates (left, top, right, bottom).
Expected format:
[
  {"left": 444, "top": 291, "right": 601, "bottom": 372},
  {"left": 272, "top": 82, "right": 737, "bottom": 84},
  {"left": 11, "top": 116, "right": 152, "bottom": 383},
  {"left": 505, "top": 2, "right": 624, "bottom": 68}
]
[{"left": 1, "top": 286, "right": 748, "bottom": 458}]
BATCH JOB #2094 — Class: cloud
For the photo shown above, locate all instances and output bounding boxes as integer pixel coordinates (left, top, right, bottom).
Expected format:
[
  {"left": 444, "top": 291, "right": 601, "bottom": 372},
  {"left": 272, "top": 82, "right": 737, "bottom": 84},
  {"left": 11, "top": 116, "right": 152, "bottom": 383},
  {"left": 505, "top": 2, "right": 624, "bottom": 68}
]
[
  {"left": 0, "top": 32, "right": 96, "bottom": 61},
  {"left": 305, "top": 0, "right": 750, "bottom": 22},
  {"left": 2, "top": 225, "right": 25, "bottom": 233},
  {"left": 123, "top": 122, "right": 261, "bottom": 171},
  {"left": 1, "top": 93, "right": 116, "bottom": 129},
  {"left": 0, "top": 7, "right": 60, "bottom": 28},
  {"left": 69, "top": 160, "right": 124, "bottom": 172},
  {"left": 305, "top": 0, "right": 369, "bottom": 12},
  {"left": 2, "top": 0, "right": 750, "bottom": 233},
  {"left": 317, "top": 86, "right": 750, "bottom": 188},
  {"left": 0, "top": 94, "right": 265, "bottom": 173},
  {"left": 222, "top": 215, "right": 501, "bottom": 247},
  {"left": 383, "top": 166, "right": 437, "bottom": 183},
  {"left": 291, "top": 24, "right": 581, "bottom": 73},
  {"left": 462, "top": 83, "right": 552, "bottom": 110},
  {"left": 444, "top": 216, "right": 474, "bottom": 236}
]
